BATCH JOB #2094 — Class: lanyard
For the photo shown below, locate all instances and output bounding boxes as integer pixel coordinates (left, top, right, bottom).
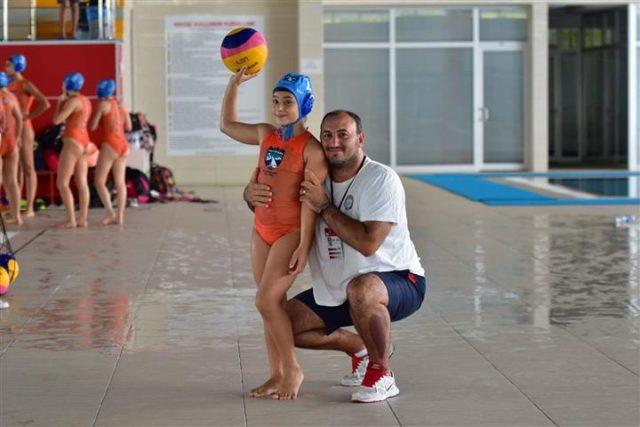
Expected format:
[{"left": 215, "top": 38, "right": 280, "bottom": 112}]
[{"left": 330, "top": 156, "right": 367, "bottom": 210}]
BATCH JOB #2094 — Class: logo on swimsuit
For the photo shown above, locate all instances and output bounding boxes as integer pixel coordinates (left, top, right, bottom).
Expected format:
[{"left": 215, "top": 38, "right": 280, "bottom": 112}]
[
  {"left": 265, "top": 147, "right": 285, "bottom": 170},
  {"left": 344, "top": 195, "right": 354, "bottom": 210}
]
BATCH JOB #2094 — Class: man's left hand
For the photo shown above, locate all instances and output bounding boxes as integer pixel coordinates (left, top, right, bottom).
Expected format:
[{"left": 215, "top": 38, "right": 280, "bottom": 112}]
[{"left": 300, "top": 169, "right": 329, "bottom": 213}]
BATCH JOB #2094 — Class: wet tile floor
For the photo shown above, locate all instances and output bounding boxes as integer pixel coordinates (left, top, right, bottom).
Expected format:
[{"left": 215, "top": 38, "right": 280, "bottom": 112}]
[{"left": 0, "top": 181, "right": 638, "bottom": 426}]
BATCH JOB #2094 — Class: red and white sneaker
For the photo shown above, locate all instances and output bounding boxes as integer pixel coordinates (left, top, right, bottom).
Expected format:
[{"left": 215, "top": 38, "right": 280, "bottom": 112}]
[
  {"left": 351, "top": 363, "right": 400, "bottom": 403},
  {"left": 341, "top": 354, "right": 369, "bottom": 386},
  {"left": 341, "top": 343, "right": 395, "bottom": 387}
]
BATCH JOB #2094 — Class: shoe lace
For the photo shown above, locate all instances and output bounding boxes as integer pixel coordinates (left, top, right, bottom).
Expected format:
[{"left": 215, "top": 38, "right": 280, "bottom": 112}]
[
  {"left": 351, "top": 355, "right": 367, "bottom": 374},
  {"left": 361, "top": 363, "right": 388, "bottom": 388}
]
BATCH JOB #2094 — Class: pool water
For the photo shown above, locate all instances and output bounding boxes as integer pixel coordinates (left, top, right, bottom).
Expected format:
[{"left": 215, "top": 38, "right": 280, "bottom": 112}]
[{"left": 549, "top": 177, "right": 640, "bottom": 198}]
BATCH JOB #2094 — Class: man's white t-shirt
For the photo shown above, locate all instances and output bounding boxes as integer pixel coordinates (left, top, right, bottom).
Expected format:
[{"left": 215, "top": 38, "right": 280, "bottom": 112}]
[{"left": 308, "top": 157, "right": 425, "bottom": 306}]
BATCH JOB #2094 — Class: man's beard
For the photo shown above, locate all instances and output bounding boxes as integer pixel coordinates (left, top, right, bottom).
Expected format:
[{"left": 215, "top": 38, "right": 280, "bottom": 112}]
[{"left": 328, "top": 152, "right": 359, "bottom": 170}]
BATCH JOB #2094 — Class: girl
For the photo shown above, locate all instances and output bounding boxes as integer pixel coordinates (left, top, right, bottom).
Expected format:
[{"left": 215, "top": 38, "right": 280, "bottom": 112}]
[
  {"left": 220, "top": 69, "right": 327, "bottom": 400},
  {"left": 0, "top": 72, "right": 23, "bottom": 226},
  {"left": 89, "top": 79, "right": 132, "bottom": 226},
  {"left": 52, "top": 72, "right": 91, "bottom": 229},
  {"left": 5, "top": 54, "right": 51, "bottom": 218}
]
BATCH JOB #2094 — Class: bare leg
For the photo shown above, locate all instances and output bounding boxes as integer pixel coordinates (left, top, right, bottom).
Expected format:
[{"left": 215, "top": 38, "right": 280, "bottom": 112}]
[
  {"left": 0, "top": 157, "right": 4, "bottom": 208},
  {"left": 94, "top": 145, "right": 117, "bottom": 225},
  {"left": 286, "top": 299, "right": 365, "bottom": 354},
  {"left": 55, "top": 139, "right": 83, "bottom": 228},
  {"left": 3, "top": 148, "right": 23, "bottom": 225},
  {"left": 255, "top": 231, "right": 303, "bottom": 400},
  {"left": 249, "top": 229, "right": 283, "bottom": 398},
  {"left": 17, "top": 162, "right": 23, "bottom": 200},
  {"left": 59, "top": 1, "right": 69, "bottom": 38},
  {"left": 112, "top": 151, "right": 128, "bottom": 225},
  {"left": 20, "top": 124, "right": 37, "bottom": 217},
  {"left": 346, "top": 274, "right": 391, "bottom": 369},
  {"left": 71, "top": 2, "right": 79, "bottom": 38},
  {"left": 74, "top": 153, "right": 89, "bottom": 228}
]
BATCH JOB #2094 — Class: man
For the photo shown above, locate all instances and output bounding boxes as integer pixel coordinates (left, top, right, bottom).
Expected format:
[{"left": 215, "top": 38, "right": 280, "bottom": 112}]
[{"left": 244, "top": 110, "right": 426, "bottom": 403}]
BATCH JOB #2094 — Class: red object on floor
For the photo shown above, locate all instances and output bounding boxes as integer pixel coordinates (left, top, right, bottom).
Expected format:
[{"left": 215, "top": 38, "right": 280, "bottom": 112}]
[{"left": 36, "top": 171, "right": 57, "bottom": 205}]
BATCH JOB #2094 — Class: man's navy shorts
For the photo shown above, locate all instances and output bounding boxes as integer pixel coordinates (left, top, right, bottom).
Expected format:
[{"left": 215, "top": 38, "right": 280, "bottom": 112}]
[{"left": 294, "top": 270, "right": 427, "bottom": 335}]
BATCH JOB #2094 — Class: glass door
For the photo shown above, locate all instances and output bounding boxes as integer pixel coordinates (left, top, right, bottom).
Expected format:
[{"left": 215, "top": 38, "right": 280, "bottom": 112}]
[{"left": 477, "top": 48, "right": 525, "bottom": 167}]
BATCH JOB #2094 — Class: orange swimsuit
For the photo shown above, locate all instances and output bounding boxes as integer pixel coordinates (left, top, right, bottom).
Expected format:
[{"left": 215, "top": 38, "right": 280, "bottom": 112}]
[
  {"left": 8, "top": 78, "right": 34, "bottom": 129},
  {"left": 0, "top": 91, "right": 19, "bottom": 157},
  {"left": 98, "top": 99, "right": 128, "bottom": 156},
  {"left": 62, "top": 95, "right": 91, "bottom": 148},
  {"left": 254, "top": 130, "right": 311, "bottom": 246}
]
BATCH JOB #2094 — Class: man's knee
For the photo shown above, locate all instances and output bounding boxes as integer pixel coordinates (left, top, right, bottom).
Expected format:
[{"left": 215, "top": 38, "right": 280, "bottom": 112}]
[{"left": 347, "top": 273, "right": 382, "bottom": 308}]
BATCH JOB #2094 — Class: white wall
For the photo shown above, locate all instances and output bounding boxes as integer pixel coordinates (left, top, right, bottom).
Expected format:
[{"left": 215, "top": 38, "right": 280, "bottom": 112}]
[{"left": 128, "top": 0, "right": 299, "bottom": 185}]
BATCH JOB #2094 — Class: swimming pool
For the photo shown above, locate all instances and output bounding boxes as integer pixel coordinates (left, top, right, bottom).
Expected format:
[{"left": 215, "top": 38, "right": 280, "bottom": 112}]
[
  {"left": 410, "top": 172, "right": 640, "bottom": 206},
  {"left": 547, "top": 177, "right": 640, "bottom": 198}
]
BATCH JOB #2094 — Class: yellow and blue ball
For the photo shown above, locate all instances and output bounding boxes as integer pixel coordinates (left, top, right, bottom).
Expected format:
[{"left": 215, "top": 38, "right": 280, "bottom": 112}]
[
  {"left": 0, "top": 254, "right": 18, "bottom": 295},
  {"left": 0, "top": 267, "right": 10, "bottom": 296},
  {"left": 220, "top": 27, "right": 268, "bottom": 75}
]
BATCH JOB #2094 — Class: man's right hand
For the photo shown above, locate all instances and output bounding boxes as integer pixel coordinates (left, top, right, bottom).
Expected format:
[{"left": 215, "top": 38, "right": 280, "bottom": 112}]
[{"left": 244, "top": 168, "right": 272, "bottom": 209}]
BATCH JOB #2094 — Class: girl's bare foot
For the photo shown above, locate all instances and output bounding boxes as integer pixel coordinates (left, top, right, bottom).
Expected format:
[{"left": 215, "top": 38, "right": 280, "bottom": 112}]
[
  {"left": 56, "top": 221, "right": 76, "bottom": 229},
  {"left": 276, "top": 368, "right": 304, "bottom": 400},
  {"left": 101, "top": 213, "right": 117, "bottom": 226},
  {"left": 4, "top": 216, "right": 23, "bottom": 225},
  {"left": 24, "top": 210, "right": 35, "bottom": 218},
  {"left": 249, "top": 376, "right": 281, "bottom": 398},
  {"left": 77, "top": 219, "right": 88, "bottom": 228}
]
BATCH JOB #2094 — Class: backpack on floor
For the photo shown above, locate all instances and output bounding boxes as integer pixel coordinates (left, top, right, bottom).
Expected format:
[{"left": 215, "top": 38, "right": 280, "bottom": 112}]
[{"left": 125, "top": 167, "right": 151, "bottom": 203}]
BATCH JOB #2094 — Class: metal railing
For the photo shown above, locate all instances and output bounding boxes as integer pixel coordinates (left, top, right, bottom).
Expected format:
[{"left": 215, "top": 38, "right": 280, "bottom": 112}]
[{"left": 1, "top": 0, "right": 118, "bottom": 41}]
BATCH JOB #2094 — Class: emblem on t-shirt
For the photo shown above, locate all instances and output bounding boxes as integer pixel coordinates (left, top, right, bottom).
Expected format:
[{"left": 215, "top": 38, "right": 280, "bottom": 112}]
[
  {"left": 344, "top": 195, "right": 354, "bottom": 210},
  {"left": 324, "top": 227, "right": 343, "bottom": 259},
  {"left": 265, "top": 147, "right": 285, "bottom": 170}
]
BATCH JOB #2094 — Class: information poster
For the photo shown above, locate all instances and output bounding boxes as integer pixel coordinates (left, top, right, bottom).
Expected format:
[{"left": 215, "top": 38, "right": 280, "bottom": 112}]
[{"left": 165, "top": 15, "right": 265, "bottom": 156}]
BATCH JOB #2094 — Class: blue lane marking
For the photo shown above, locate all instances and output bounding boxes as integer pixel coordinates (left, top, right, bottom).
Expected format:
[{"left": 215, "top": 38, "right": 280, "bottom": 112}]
[{"left": 408, "top": 173, "right": 640, "bottom": 206}]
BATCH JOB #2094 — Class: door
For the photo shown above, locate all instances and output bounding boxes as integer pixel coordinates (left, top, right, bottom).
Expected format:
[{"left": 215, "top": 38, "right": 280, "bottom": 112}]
[{"left": 476, "top": 48, "right": 525, "bottom": 168}]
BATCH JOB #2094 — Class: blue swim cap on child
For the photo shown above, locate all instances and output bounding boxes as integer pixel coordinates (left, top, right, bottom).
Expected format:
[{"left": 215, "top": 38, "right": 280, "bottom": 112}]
[
  {"left": 64, "top": 72, "right": 84, "bottom": 92},
  {"left": 273, "top": 72, "right": 314, "bottom": 140},
  {"left": 0, "top": 72, "right": 9, "bottom": 88},
  {"left": 8, "top": 54, "right": 26, "bottom": 73},
  {"left": 96, "top": 79, "right": 116, "bottom": 98}
]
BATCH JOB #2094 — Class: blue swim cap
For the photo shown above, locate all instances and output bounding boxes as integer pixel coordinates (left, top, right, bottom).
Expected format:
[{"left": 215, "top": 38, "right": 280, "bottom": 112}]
[
  {"left": 273, "top": 72, "right": 314, "bottom": 140},
  {"left": 8, "top": 54, "right": 26, "bottom": 73},
  {"left": 96, "top": 79, "right": 116, "bottom": 98},
  {"left": 273, "top": 72, "right": 314, "bottom": 119},
  {"left": 64, "top": 72, "right": 84, "bottom": 92},
  {"left": 0, "top": 72, "right": 8, "bottom": 88}
]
